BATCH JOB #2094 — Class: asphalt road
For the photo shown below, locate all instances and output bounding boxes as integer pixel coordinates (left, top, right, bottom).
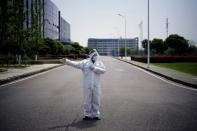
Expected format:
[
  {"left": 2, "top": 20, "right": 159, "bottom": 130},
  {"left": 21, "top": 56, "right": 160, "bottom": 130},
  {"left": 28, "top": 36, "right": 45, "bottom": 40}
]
[{"left": 0, "top": 57, "right": 197, "bottom": 131}]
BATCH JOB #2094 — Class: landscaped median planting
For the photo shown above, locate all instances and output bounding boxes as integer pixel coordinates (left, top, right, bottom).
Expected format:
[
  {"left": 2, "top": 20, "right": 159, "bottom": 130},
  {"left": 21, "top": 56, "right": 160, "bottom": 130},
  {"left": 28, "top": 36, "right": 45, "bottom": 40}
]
[
  {"left": 152, "top": 63, "right": 197, "bottom": 75},
  {"left": 131, "top": 56, "right": 197, "bottom": 63}
]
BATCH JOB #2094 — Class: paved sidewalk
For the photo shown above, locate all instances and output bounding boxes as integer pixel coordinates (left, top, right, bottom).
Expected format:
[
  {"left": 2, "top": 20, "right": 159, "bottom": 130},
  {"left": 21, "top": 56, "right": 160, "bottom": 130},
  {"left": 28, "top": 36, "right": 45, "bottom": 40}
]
[
  {"left": 0, "top": 64, "right": 62, "bottom": 85},
  {"left": 116, "top": 57, "right": 197, "bottom": 88}
]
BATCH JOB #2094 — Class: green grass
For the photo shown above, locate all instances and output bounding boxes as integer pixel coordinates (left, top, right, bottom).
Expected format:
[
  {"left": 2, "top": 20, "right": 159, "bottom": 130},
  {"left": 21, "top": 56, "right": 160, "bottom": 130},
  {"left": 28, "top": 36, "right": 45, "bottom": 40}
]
[{"left": 152, "top": 62, "right": 197, "bottom": 75}]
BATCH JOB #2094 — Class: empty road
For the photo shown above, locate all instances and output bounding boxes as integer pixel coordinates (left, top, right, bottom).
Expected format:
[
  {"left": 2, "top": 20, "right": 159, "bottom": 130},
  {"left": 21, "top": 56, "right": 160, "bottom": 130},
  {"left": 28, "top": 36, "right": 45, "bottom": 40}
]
[{"left": 0, "top": 57, "right": 197, "bottom": 131}]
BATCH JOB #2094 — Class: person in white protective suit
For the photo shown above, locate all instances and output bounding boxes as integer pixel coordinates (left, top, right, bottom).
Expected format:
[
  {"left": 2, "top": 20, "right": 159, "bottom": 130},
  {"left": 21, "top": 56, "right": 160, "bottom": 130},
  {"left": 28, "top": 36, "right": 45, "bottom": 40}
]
[{"left": 61, "top": 49, "right": 106, "bottom": 120}]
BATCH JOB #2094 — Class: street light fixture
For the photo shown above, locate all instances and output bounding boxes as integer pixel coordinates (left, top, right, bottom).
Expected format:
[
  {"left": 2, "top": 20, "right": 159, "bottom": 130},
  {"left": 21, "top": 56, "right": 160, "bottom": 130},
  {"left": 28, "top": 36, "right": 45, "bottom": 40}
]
[{"left": 118, "top": 14, "right": 127, "bottom": 58}]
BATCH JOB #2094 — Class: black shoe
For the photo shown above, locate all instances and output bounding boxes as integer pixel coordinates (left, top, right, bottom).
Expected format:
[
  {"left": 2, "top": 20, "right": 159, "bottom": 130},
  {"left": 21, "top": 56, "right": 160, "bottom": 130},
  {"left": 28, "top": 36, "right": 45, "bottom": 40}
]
[
  {"left": 83, "top": 116, "right": 92, "bottom": 120},
  {"left": 93, "top": 117, "right": 101, "bottom": 120}
]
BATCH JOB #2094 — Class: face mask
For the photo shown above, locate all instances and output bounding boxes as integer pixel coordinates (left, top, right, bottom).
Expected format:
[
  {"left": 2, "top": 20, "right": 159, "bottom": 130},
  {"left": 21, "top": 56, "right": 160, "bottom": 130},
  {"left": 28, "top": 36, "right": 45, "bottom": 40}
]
[{"left": 91, "top": 55, "right": 98, "bottom": 63}]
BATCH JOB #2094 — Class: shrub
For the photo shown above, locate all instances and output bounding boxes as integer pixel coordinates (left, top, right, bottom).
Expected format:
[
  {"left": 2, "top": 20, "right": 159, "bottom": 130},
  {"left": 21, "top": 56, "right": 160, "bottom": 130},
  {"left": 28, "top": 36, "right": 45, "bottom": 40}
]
[{"left": 131, "top": 56, "right": 197, "bottom": 63}]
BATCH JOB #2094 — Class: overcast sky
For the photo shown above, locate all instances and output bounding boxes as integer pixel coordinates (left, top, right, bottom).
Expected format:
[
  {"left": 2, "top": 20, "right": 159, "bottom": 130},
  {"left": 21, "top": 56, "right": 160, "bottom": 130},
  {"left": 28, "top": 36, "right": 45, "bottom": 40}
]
[{"left": 52, "top": 0, "right": 197, "bottom": 47}]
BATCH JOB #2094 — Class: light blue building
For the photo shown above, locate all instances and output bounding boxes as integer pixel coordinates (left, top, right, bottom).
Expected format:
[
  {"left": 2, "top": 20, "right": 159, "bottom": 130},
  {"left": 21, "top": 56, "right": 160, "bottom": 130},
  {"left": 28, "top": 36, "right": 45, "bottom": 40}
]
[{"left": 88, "top": 38, "right": 138, "bottom": 56}]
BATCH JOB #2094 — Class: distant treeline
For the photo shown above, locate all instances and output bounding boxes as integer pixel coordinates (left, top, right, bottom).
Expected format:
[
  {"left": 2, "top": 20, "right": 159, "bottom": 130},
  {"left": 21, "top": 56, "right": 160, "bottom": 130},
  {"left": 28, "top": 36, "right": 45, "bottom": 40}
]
[{"left": 141, "top": 34, "right": 197, "bottom": 56}]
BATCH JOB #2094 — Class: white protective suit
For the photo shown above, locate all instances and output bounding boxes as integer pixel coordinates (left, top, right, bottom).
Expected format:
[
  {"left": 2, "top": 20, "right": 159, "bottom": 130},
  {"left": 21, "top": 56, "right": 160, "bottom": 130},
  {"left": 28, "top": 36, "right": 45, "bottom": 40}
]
[{"left": 64, "top": 49, "right": 106, "bottom": 118}]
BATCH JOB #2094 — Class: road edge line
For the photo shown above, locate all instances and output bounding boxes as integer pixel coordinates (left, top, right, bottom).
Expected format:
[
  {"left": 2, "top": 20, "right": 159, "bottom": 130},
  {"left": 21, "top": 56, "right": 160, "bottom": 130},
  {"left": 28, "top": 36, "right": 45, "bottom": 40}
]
[
  {"left": 0, "top": 64, "right": 63, "bottom": 86},
  {"left": 115, "top": 57, "right": 197, "bottom": 89}
]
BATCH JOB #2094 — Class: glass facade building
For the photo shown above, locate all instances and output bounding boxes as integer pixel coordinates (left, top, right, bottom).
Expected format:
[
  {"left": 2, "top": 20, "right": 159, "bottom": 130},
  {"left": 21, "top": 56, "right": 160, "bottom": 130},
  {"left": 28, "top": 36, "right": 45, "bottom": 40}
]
[
  {"left": 24, "top": 0, "right": 32, "bottom": 29},
  {"left": 24, "top": 0, "right": 44, "bottom": 32},
  {"left": 23, "top": 0, "right": 70, "bottom": 42},
  {"left": 43, "top": 0, "right": 59, "bottom": 40},
  {"left": 88, "top": 38, "right": 138, "bottom": 56},
  {"left": 59, "top": 15, "right": 71, "bottom": 43}
]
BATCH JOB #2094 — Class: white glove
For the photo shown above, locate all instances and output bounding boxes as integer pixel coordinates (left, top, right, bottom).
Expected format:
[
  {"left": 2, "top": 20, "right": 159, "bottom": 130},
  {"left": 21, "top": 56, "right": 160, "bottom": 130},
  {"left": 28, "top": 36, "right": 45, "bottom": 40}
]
[
  {"left": 89, "top": 64, "right": 95, "bottom": 70},
  {"left": 60, "top": 58, "right": 66, "bottom": 64}
]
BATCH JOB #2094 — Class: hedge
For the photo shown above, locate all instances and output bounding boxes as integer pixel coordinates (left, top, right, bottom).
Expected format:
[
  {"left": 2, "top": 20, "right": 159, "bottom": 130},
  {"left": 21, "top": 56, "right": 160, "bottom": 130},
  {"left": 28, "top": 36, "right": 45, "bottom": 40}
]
[{"left": 131, "top": 56, "right": 197, "bottom": 63}]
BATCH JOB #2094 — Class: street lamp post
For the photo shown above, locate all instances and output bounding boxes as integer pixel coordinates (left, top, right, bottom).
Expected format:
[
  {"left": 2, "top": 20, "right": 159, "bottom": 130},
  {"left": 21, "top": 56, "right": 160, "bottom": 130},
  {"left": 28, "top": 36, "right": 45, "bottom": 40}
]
[
  {"left": 114, "top": 27, "right": 120, "bottom": 57},
  {"left": 118, "top": 38, "right": 120, "bottom": 57},
  {"left": 147, "top": 0, "right": 150, "bottom": 68},
  {"left": 118, "top": 14, "right": 127, "bottom": 58}
]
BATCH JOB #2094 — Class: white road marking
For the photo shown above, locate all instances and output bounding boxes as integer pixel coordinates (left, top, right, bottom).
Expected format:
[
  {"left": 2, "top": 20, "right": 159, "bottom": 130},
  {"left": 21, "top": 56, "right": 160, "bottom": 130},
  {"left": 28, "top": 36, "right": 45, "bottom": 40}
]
[
  {"left": 1, "top": 59, "right": 196, "bottom": 92},
  {"left": 0, "top": 65, "right": 64, "bottom": 88},
  {"left": 130, "top": 64, "right": 197, "bottom": 91}
]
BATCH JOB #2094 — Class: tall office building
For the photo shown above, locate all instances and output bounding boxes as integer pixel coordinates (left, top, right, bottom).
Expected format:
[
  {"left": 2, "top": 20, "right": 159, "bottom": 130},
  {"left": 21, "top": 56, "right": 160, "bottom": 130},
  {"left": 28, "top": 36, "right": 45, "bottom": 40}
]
[
  {"left": 24, "top": 0, "right": 44, "bottom": 32},
  {"left": 23, "top": 0, "right": 71, "bottom": 42},
  {"left": 43, "top": 0, "right": 59, "bottom": 40},
  {"left": 24, "top": 0, "right": 32, "bottom": 29},
  {"left": 88, "top": 38, "right": 138, "bottom": 56},
  {"left": 1, "top": 0, "right": 70, "bottom": 44},
  {"left": 59, "top": 12, "right": 71, "bottom": 43}
]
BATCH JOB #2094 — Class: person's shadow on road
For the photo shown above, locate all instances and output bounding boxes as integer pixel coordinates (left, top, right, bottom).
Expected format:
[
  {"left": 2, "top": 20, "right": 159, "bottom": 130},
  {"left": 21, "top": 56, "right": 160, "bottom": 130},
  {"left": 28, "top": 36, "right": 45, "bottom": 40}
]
[{"left": 48, "top": 120, "right": 98, "bottom": 130}]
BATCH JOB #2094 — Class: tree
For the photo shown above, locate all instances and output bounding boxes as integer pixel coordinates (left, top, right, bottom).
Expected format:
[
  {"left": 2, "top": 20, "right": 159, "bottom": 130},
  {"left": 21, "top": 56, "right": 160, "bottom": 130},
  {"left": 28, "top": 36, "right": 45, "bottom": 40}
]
[
  {"left": 151, "top": 38, "right": 167, "bottom": 54},
  {"left": 165, "top": 34, "right": 189, "bottom": 55},
  {"left": 42, "top": 38, "right": 67, "bottom": 55},
  {"left": 56, "top": 41, "right": 65, "bottom": 55},
  {"left": 43, "top": 38, "right": 57, "bottom": 55},
  {"left": 126, "top": 48, "right": 131, "bottom": 56},
  {"left": 29, "top": 0, "right": 44, "bottom": 58},
  {"left": 188, "top": 40, "right": 197, "bottom": 54},
  {"left": 0, "top": 0, "right": 9, "bottom": 55},
  {"left": 70, "top": 42, "right": 83, "bottom": 54},
  {"left": 0, "top": 0, "right": 26, "bottom": 56},
  {"left": 83, "top": 47, "right": 94, "bottom": 54},
  {"left": 64, "top": 44, "right": 74, "bottom": 55},
  {"left": 164, "top": 47, "right": 175, "bottom": 55},
  {"left": 142, "top": 39, "right": 151, "bottom": 53},
  {"left": 142, "top": 39, "right": 148, "bottom": 50},
  {"left": 120, "top": 47, "right": 125, "bottom": 56}
]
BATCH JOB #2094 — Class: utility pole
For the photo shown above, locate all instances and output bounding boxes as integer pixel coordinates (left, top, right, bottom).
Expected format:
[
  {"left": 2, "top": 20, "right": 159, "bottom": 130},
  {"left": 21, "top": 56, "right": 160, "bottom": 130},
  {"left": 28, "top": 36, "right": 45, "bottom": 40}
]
[
  {"left": 147, "top": 0, "right": 150, "bottom": 68},
  {"left": 118, "top": 14, "right": 127, "bottom": 58},
  {"left": 118, "top": 38, "right": 120, "bottom": 57}
]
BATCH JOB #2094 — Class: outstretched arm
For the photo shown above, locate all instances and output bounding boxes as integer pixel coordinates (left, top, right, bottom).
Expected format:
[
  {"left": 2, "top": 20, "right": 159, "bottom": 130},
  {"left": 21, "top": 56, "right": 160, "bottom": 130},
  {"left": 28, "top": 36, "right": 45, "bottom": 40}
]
[
  {"left": 92, "top": 62, "right": 106, "bottom": 74},
  {"left": 61, "top": 58, "right": 83, "bottom": 69}
]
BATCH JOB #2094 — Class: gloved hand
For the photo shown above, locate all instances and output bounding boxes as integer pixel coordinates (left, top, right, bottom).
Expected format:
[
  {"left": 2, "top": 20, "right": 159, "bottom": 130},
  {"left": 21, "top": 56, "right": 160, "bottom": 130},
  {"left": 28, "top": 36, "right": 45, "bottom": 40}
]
[
  {"left": 60, "top": 58, "right": 66, "bottom": 64},
  {"left": 89, "top": 64, "right": 95, "bottom": 70}
]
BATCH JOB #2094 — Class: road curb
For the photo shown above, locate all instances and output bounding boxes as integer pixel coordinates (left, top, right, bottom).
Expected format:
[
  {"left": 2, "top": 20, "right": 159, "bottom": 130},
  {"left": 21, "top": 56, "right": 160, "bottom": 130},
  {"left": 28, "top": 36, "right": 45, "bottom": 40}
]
[
  {"left": 0, "top": 64, "right": 63, "bottom": 86},
  {"left": 115, "top": 58, "right": 197, "bottom": 89}
]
